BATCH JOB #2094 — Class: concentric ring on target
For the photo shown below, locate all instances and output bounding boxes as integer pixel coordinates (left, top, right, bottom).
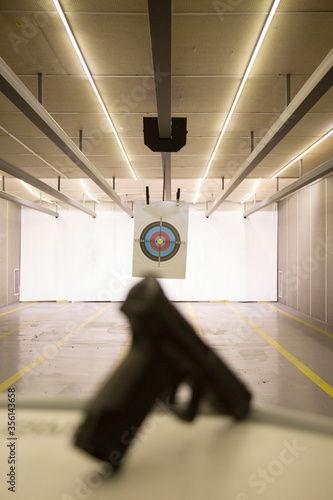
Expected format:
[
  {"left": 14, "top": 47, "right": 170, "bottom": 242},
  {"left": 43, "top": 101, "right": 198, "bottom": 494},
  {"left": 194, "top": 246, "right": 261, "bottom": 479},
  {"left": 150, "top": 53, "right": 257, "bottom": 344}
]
[{"left": 139, "top": 221, "right": 181, "bottom": 262}]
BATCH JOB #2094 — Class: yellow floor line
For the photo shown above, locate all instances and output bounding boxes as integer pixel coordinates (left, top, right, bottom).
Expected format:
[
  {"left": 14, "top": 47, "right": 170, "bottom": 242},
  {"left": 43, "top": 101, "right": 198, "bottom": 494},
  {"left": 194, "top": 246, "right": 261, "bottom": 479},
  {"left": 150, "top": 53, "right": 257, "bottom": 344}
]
[
  {"left": 108, "top": 338, "right": 132, "bottom": 377},
  {"left": 0, "top": 302, "right": 36, "bottom": 317},
  {"left": 0, "top": 303, "right": 112, "bottom": 393},
  {"left": 186, "top": 302, "right": 204, "bottom": 338},
  {"left": 227, "top": 302, "right": 333, "bottom": 399},
  {"left": 0, "top": 303, "right": 73, "bottom": 340},
  {"left": 263, "top": 302, "right": 333, "bottom": 339}
]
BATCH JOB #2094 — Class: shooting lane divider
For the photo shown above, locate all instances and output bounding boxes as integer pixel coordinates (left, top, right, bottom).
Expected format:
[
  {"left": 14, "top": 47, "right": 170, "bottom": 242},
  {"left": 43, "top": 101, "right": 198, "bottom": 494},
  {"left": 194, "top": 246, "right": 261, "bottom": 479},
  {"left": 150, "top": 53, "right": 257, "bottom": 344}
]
[
  {"left": 0, "top": 302, "right": 36, "bottom": 317},
  {"left": 0, "top": 303, "right": 112, "bottom": 393},
  {"left": 262, "top": 302, "right": 333, "bottom": 340},
  {"left": 227, "top": 303, "right": 333, "bottom": 399},
  {"left": 0, "top": 303, "right": 73, "bottom": 341}
]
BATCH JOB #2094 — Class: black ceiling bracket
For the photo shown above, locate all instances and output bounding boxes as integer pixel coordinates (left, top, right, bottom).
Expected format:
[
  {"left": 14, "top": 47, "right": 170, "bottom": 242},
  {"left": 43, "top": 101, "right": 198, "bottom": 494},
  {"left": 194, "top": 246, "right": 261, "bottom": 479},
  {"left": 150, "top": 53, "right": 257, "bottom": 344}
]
[{"left": 143, "top": 117, "right": 187, "bottom": 152}]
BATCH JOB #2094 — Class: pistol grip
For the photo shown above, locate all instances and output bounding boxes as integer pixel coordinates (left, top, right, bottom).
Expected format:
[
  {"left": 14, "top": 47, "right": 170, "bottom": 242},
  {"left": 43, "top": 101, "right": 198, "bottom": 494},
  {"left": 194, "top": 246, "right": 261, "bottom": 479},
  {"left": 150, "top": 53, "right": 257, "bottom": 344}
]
[{"left": 74, "top": 341, "right": 164, "bottom": 467}]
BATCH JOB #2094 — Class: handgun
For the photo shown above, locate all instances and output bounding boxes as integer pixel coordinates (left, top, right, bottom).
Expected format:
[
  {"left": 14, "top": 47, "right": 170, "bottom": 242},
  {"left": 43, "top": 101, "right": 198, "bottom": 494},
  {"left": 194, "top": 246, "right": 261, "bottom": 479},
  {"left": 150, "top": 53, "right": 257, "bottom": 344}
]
[{"left": 74, "top": 276, "right": 251, "bottom": 468}]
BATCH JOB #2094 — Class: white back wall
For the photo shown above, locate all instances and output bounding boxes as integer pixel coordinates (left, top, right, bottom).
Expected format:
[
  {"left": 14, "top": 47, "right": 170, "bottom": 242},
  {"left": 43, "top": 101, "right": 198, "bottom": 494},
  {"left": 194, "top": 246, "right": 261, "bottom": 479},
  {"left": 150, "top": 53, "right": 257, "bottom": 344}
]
[{"left": 20, "top": 202, "right": 277, "bottom": 302}]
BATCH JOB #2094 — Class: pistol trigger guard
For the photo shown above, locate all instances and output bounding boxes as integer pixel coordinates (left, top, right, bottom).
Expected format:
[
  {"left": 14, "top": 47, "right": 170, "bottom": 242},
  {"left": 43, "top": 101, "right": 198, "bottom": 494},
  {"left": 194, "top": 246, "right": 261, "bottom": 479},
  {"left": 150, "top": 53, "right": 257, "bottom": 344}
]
[{"left": 170, "top": 381, "right": 202, "bottom": 422}]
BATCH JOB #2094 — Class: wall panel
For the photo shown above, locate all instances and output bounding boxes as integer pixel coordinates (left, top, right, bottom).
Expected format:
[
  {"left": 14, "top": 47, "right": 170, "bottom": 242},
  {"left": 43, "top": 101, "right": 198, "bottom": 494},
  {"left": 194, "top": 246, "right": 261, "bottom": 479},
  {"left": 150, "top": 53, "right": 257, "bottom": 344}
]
[
  {"left": 327, "top": 176, "right": 333, "bottom": 324},
  {"left": 278, "top": 174, "right": 333, "bottom": 324},
  {"left": 8, "top": 202, "right": 21, "bottom": 304},
  {"left": 0, "top": 199, "right": 8, "bottom": 307},
  {"left": 310, "top": 181, "right": 326, "bottom": 321},
  {"left": 297, "top": 188, "right": 311, "bottom": 315},
  {"left": 278, "top": 198, "right": 287, "bottom": 304},
  {"left": 0, "top": 199, "right": 21, "bottom": 307},
  {"left": 287, "top": 194, "right": 298, "bottom": 310}
]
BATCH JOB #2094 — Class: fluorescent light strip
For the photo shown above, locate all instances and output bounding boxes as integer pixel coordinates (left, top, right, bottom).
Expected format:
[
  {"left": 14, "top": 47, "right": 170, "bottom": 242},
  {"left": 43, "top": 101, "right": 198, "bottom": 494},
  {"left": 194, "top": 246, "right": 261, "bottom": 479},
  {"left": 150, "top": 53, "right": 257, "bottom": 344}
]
[
  {"left": 195, "top": 0, "right": 281, "bottom": 201},
  {"left": 20, "top": 180, "right": 54, "bottom": 204},
  {"left": 270, "top": 128, "right": 333, "bottom": 180},
  {"left": 193, "top": 179, "right": 202, "bottom": 204},
  {"left": 52, "top": 0, "right": 137, "bottom": 181},
  {"left": 80, "top": 178, "right": 100, "bottom": 203},
  {"left": 241, "top": 178, "right": 261, "bottom": 204}
]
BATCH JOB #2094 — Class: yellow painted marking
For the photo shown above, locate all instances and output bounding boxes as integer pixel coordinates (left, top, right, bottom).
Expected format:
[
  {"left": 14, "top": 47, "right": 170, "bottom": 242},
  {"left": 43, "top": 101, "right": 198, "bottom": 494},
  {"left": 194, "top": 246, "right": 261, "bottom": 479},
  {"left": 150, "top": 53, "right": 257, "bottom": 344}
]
[
  {"left": 0, "top": 303, "right": 72, "bottom": 340},
  {"left": 157, "top": 237, "right": 163, "bottom": 245},
  {"left": 110, "top": 338, "right": 132, "bottom": 375},
  {"left": 0, "top": 302, "right": 36, "bottom": 317},
  {"left": 0, "top": 303, "right": 112, "bottom": 393},
  {"left": 227, "top": 303, "right": 333, "bottom": 398},
  {"left": 263, "top": 302, "right": 333, "bottom": 340},
  {"left": 186, "top": 302, "right": 204, "bottom": 338}
]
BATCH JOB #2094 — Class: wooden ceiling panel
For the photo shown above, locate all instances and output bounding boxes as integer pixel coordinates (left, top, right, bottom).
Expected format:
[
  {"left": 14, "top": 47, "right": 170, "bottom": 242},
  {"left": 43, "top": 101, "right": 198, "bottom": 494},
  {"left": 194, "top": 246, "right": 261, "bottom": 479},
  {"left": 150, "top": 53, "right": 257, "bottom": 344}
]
[
  {"left": 18, "top": 76, "right": 101, "bottom": 113},
  {"left": 96, "top": 77, "right": 156, "bottom": 113},
  {"left": 112, "top": 113, "right": 149, "bottom": 138},
  {"left": 181, "top": 113, "right": 227, "bottom": 138},
  {"left": 0, "top": 12, "right": 84, "bottom": 75},
  {"left": 61, "top": 1, "right": 147, "bottom": 14},
  {"left": 173, "top": 0, "right": 274, "bottom": 13},
  {"left": 66, "top": 13, "right": 152, "bottom": 76},
  {"left": 280, "top": 1, "right": 333, "bottom": 12},
  {"left": 172, "top": 13, "right": 268, "bottom": 76},
  {"left": 251, "top": 12, "right": 333, "bottom": 75},
  {"left": 172, "top": 76, "right": 242, "bottom": 113}
]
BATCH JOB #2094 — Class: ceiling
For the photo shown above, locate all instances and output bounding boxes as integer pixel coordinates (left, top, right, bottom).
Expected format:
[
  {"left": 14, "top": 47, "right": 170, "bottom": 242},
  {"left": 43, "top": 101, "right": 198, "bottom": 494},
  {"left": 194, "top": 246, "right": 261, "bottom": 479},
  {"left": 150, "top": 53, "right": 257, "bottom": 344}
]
[{"left": 0, "top": 0, "right": 332, "bottom": 212}]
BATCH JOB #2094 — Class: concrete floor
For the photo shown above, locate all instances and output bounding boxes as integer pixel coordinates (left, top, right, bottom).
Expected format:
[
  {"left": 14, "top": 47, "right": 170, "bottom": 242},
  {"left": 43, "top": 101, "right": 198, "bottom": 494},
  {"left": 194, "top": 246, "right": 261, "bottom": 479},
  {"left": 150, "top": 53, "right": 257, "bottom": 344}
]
[{"left": 0, "top": 299, "right": 333, "bottom": 418}]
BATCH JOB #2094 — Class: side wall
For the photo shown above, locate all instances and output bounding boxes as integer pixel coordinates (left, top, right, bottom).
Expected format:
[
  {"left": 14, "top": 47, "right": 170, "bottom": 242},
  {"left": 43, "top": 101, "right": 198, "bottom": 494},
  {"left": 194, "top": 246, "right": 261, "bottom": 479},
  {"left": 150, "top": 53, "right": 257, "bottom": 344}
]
[
  {"left": 20, "top": 202, "right": 277, "bottom": 302},
  {"left": 0, "top": 199, "right": 21, "bottom": 307},
  {"left": 278, "top": 175, "right": 333, "bottom": 324}
]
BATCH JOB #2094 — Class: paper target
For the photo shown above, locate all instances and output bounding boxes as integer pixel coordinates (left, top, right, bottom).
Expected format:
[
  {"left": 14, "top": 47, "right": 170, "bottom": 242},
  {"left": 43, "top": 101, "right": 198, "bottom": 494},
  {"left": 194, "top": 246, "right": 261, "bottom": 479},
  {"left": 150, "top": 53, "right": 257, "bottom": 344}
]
[
  {"left": 132, "top": 201, "right": 189, "bottom": 279},
  {"left": 139, "top": 221, "right": 181, "bottom": 262}
]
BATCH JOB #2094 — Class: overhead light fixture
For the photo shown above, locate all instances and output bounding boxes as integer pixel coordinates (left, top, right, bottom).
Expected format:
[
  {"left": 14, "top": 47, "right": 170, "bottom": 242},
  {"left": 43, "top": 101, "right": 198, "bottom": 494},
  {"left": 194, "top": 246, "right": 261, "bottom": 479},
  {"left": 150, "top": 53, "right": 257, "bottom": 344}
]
[
  {"left": 52, "top": 0, "right": 137, "bottom": 181},
  {"left": 195, "top": 0, "right": 281, "bottom": 202},
  {"left": 20, "top": 180, "right": 54, "bottom": 204},
  {"left": 193, "top": 179, "right": 202, "bottom": 204},
  {"left": 270, "top": 128, "right": 333, "bottom": 180},
  {"left": 80, "top": 178, "right": 100, "bottom": 203},
  {"left": 241, "top": 178, "right": 261, "bottom": 203}
]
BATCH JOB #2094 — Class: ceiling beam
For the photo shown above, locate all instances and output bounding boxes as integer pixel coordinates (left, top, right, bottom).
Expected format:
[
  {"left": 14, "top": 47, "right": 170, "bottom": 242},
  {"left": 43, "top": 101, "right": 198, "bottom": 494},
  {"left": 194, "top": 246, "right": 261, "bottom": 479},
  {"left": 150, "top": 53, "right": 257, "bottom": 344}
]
[
  {"left": 243, "top": 157, "right": 333, "bottom": 218},
  {"left": 0, "top": 157, "right": 96, "bottom": 217},
  {"left": 148, "top": 0, "right": 172, "bottom": 201},
  {"left": 162, "top": 152, "right": 172, "bottom": 201},
  {"left": 206, "top": 48, "right": 333, "bottom": 217},
  {"left": 0, "top": 190, "right": 58, "bottom": 217},
  {"left": 147, "top": 0, "right": 172, "bottom": 139},
  {"left": 0, "top": 56, "right": 134, "bottom": 218}
]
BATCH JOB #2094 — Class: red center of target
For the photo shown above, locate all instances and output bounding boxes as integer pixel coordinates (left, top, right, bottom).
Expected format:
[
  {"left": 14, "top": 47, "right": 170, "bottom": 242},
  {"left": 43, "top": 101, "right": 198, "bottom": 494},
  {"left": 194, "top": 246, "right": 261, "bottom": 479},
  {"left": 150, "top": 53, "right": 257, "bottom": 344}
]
[{"left": 149, "top": 231, "right": 171, "bottom": 252}]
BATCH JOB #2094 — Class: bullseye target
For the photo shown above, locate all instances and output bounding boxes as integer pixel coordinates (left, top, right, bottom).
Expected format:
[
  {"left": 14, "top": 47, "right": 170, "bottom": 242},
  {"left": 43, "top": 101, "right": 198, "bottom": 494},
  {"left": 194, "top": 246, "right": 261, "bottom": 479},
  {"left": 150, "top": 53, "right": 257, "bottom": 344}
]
[
  {"left": 139, "top": 221, "right": 181, "bottom": 262},
  {"left": 132, "top": 201, "right": 189, "bottom": 279}
]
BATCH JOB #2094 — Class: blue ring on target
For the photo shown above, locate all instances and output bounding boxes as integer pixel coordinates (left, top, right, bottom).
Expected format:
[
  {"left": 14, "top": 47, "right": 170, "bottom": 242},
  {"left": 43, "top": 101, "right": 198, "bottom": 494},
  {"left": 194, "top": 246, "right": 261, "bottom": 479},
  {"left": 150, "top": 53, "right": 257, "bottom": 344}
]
[{"left": 140, "top": 221, "right": 181, "bottom": 262}]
